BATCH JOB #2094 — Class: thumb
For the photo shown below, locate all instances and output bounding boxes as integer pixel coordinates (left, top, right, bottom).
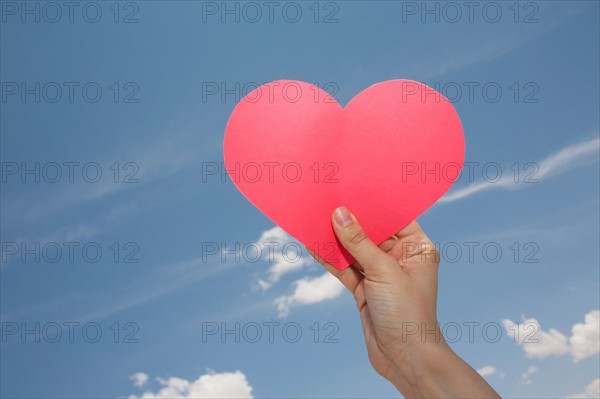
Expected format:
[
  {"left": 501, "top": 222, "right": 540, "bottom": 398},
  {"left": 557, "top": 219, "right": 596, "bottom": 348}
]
[{"left": 331, "top": 206, "right": 392, "bottom": 274}]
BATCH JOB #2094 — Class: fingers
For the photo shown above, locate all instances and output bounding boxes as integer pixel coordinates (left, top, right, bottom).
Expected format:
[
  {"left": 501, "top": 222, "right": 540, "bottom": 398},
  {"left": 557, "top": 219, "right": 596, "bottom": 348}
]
[
  {"left": 331, "top": 206, "right": 393, "bottom": 275},
  {"left": 378, "top": 236, "right": 399, "bottom": 253},
  {"left": 390, "top": 220, "right": 440, "bottom": 266},
  {"left": 306, "top": 247, "right": 363, "bottom": 295},
  {"left": 394, "top": 220, "right": 426, "bottom": 240}
]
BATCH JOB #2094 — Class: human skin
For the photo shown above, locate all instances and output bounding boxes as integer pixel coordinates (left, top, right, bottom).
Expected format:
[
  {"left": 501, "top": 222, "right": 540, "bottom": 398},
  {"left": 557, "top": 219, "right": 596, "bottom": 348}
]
[{"left": 306, "top": 206, "right": 500, "bottom": 398}]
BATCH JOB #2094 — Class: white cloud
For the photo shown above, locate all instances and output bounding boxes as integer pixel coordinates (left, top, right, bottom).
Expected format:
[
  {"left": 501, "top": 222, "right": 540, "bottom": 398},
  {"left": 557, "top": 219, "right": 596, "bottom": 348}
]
[
  {"left": 130, "top": 372, "right": 149, "bottom": 388},
  {"left": 275, "top": 272, "right": 344, "bottom": 318},
  {"left": 476, "top": 365, "right": 497, "bottom": 377},
  {"left": 257, "top": 226, "right": 288, "bottom": 243},
  {"left": 503, "top": 310, "right": 600, "bottom": 362},
  {"left": 254, "top": 226, "right": 307, "bottom": 290},
  {"left": 128, "top": 370, "right": 253, "bottom": 399},
  {"left": 440, "top": 137, "right": 600, "bottom": 203},
  {"left": 570, "top": 310, "right": 600, "bottom": 363},
  {"left": 567, "top": 378, "right": 600, "bottom": 399},
  {"left": 502, "top": 317, "right": 569, "bottom": 359},
  {"left": 521, "top": 365, "right": 538, "bottom": 385},
  {"left": 535, "top": 137, "right": 600, "bottom": 178}
]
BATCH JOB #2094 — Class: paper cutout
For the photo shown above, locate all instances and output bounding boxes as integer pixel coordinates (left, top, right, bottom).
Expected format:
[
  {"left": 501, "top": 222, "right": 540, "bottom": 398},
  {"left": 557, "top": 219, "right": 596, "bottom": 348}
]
[{"left": 223, "top": 80, "right": 464, "bottom": 270}]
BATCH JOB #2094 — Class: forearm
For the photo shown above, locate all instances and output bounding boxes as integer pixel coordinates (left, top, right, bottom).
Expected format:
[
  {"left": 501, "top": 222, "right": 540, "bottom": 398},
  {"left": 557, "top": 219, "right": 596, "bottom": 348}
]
[{"left": 388, "top": 341, "right": 500, "bottom": 398}]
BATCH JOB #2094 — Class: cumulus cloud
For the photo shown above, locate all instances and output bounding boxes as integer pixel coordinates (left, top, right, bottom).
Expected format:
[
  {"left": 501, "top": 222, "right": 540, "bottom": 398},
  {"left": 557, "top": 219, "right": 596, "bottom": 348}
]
[
  {"left": 440, "top": 136, "right": 600, "bottom": 203},
  {"left": 476, "top": 365, "right": 497, "bottom": 377},
  {"left": 520, "top": 365, "right": 538, "bottom": 385},
  {"left": 254, "top": 226, "right": 307, "bottom": 290},
  {"left": 570, "top": 310, "right": 600, "bottom": 363},
  {"left": 567, "top": 378, "right": 600, "bottom": 399},
  {"left": 130, "top": 372, "right": 149, "bottom": 388},
  {"left": 275, "top": 272, "right": 344, "bottom": 318},
  {"left": 127, "top": 370, "right": 253, "bottom": 399},
  {"left": 503, "top": 310, "right": 599, "bottom": 362},
  {"left": 502, "top": 317, "right": 569, "bottom": 359}
]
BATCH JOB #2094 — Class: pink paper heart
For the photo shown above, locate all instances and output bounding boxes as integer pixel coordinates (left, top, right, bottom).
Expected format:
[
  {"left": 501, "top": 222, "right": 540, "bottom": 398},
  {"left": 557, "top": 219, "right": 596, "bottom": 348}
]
[{"left": 224, "top": 80, "right": 464, "bottom": 270}]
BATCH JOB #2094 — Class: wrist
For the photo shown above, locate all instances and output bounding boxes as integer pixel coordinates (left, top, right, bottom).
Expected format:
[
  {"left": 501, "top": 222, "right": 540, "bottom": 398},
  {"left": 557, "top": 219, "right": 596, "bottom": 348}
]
[
  {"left": 388, "top": 340, "right": 498, "bottom": 398},
  {"left": 387, "top": 333, "right": 455, "bottom": 397}
]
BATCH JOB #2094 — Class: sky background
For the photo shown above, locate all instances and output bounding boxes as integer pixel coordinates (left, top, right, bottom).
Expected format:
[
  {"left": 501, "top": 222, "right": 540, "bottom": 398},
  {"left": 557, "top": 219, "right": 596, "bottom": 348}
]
[{"left": 1, "top": 1, "right": 599, "bottom": 398}]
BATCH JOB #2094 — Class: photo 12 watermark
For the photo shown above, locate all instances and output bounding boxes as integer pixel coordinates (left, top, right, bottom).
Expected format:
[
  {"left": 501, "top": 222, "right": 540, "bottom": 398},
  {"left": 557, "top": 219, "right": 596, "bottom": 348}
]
[
  {"left": 1, "top": 241, "right": 140, "bottom": 264},
  {"left": 399, "top": 1, "right": 540, "bottom": 24},
  {"left": 1, "top": 81, "right": 140, "bottom": 103},
  {"left": 1, "top": 161, "right": 140, "bottom": 184},
  {"left": 201, "top": 161, "right": 340, "bottom": 184},
  {"left": 1, "top": 1, "right": 140, "bottom": 24},
  {"left": 1, "top": 321, "right": 140, "bottom": 343},
  {"left": 395, "top": 320, "right": 540, "bottom": 344},
  {"left": 201, "top": 81, "right": 339, "bottom": 104},
  {"left": 422, "top": 81, "right": 540, "bottom": 104},
  {"left": 201, "top": 1, "right": 340, "bottom": 24},
  {"left": 201, "top": 321, "right": 340, "bottom": 343}
]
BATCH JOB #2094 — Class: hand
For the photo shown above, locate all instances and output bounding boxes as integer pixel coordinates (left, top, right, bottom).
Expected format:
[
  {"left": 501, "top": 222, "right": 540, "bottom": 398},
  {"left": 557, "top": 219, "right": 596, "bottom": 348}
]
[{"left": 307, "top": 206, "right": 500, "bottom": 398}]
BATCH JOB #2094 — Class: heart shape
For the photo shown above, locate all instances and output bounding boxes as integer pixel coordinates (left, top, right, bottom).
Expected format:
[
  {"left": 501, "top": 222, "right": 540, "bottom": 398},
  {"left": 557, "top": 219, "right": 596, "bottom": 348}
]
[{"left": 224, "top": 80, "right": 464, "bottom": 270}]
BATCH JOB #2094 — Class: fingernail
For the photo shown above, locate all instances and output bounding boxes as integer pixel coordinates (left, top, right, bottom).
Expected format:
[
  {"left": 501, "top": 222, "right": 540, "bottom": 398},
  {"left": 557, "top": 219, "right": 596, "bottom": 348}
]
[{"left": 334, "top": 206, "right": 353, "bottom": 227}]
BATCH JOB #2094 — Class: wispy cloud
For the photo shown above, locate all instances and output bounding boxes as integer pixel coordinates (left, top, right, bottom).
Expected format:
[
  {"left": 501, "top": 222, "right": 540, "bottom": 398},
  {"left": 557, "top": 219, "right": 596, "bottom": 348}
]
[
  {"left": 412, "top": 6, "right": 576, "bottom": 79},
  {"left": 37, "top": 224, "right": 100, "bottom": 244},
  {"left": 415, "top": 32, "right": 533, "bottom": 79},
  {"left": 1, "top": 132, "right": 204, "bottom": 232},
  {"left": 1, "top": 201, "right": 145, "bottom": 268},
  {"left": 440, "top": 137, "right": 599, "bottom": 203},
  {"left": 2, "top": 254, "right": 239, "bottom": 323},
  {"left": 79, "top": 257, "right": 237, "bottom": 322}
]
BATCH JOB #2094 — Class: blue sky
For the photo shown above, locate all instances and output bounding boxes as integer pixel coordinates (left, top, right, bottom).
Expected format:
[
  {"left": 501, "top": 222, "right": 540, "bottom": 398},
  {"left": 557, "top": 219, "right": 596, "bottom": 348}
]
[{"left": 1, "top": 1, "right": 599, "bottom": 398}]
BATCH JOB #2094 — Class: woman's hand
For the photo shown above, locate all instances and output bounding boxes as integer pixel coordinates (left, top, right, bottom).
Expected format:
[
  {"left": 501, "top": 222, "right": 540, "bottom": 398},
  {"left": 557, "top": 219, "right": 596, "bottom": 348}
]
[{"left": 307, "top": 206, "right": 500, "bottom": 398}]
